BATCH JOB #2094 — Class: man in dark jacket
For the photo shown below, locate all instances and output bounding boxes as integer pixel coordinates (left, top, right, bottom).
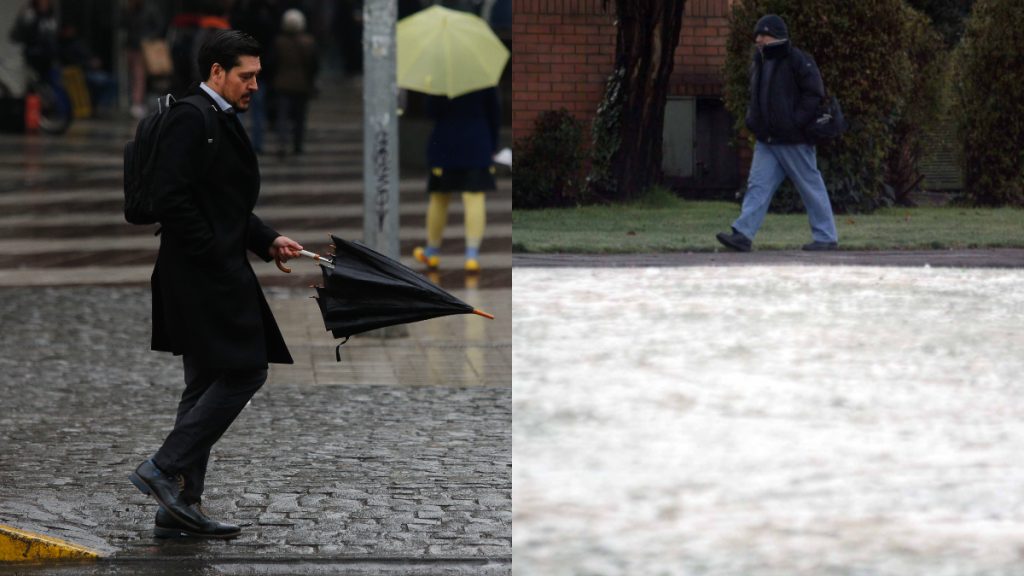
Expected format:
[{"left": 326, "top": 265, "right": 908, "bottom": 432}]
[
  {"left": 716, "top": 14, "right": 839, "bottom": 252},
  {"left": 129, "top": 30, "right": 303, "bottom": 539}
]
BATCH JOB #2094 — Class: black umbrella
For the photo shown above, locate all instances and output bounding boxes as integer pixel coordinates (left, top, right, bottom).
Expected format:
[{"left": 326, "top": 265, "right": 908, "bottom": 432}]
[{"left": 277, "top": 235, "right": 493, "bottom": 358}]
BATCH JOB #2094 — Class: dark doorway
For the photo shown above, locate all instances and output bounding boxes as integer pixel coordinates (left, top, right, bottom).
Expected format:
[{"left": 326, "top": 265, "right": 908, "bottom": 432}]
[{"left": 667, "top": 97, "right": 741, "bottom": 201}]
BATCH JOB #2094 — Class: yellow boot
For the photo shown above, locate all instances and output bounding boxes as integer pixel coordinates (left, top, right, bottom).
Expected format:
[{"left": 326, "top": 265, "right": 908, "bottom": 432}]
[
  {"left": 413, "top": 246, "right": 440, "bottom": 269},
  {"left": 463, "top": 192, "right": 485, "bottom": 273}
]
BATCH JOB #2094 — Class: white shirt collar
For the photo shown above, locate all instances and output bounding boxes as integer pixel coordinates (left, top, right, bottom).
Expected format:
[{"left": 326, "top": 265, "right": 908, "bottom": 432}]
[{"left": 199, "top": 82, "right": 233, "bottom": 113}]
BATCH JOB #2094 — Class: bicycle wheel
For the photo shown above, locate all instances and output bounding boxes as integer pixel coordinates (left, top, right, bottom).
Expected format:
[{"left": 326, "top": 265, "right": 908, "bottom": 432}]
[{"left": 35, "top": 82, "right": 72, "bottom": 135}]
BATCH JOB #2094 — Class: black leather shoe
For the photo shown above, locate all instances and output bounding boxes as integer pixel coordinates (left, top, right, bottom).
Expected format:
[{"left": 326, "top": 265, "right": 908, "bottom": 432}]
[
  {"left": 716, "top": 229, "right": 753, "bottom": 252},
  {"left": 154, "top": 504, "right": 241, "bottom": 539},
  {"left": 802, "top": 241, "right": 839, "bottom": 251},
  {"left": 129, "top": 460, "right": 204, "bottom": 530}
]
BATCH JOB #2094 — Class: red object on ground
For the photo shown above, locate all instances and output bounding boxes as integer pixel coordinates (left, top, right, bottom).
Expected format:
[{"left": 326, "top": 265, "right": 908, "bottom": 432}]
[{"left": 24, "top": 92, "right": 40, "bottom": 132}]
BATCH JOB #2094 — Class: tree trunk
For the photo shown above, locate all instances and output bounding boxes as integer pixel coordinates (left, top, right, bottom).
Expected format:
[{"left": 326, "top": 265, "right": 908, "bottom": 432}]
[
  {"left": 886, "top": 129, "right": 923, "bottom": 206},
  {"left": 589, "top": 0, "right": 687, "bottom": 202}
]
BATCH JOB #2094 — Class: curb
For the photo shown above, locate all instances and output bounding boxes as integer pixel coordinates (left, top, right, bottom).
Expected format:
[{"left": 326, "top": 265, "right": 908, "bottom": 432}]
[
  {"left": 34, "top": 556, "right": 512, "bottom": 576},
  {"left": 0, "top": 524, "right": 101, "bottom": 562},
  {"left": 512, "top": 248, "right": 1024, "bottom": 269}
]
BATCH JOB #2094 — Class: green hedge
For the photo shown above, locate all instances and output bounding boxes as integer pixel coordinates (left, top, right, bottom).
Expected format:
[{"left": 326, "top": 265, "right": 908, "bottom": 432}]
[
  {"left": 724, "top": 0, "right": 944, "bottom": 213},
  {"left": 887, "top": 7, "right": 946, "bottom": 205},
  {"left": 512, "top": 109, "right": 586, "bottom": 209},
  {"left": 954, "top": 0, "right": 1024, "bottom": 206}
]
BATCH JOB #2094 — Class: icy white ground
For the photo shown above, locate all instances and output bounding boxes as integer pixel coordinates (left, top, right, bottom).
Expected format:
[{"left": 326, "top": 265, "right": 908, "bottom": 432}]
[{"left": 514, "top": 266, "right": 1024, "bottom": 576}]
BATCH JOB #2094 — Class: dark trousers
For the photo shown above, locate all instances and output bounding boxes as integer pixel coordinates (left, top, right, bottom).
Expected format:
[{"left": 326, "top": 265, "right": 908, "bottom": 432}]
[
  {"left": 276, "top": 94, "right": 309, "bottom": 154},
  {"left": 152, "top": 355, "right": 267, "bottom": 504}
]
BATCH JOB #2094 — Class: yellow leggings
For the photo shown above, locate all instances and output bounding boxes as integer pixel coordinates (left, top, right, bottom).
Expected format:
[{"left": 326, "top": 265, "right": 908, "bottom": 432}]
[{"left": 426, "top": 192, "right": 486, "bottom": 254}]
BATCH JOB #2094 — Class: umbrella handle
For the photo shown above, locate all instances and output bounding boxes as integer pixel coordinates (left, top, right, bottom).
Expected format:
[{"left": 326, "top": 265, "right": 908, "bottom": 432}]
[
  {"left": 276, "top": 250, "right": 335, "bottom": 273},
  {"left": 299, "top": 250, "right": 335, "bottom": 269},
  {"left": 473, "top": 309, "right": 495, "bottom": 320}
]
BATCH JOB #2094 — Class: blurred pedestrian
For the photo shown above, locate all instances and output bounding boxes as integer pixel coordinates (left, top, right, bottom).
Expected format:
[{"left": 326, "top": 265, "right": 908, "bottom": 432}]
[
  {"left": 128, "top": 30, "right": 304, "bottom": 539},
  {"left": 399, "top": 0, "right": 425, "bottom": 19},
  {"left": 58, "top": 24, "right": 117, "bottom": 115},
  {"left": 413, "top": 87, "right": 499, "bottom": 273},
  {"left": 270, "top": 8, "right": 317, "bottom": 157},
  {"left": 442, "top": 0, "right": 483, "bottom": 15},
  {"left": 120, "top": 0, "right": 164, "bottom": 119},
  {"left": 9, "top": 0, "right": 59, "bottom": 82},
  {"left": 230, "top": 0, "right": 279, "bottom": 153},
  {"left": 334, "top": 0, "right": 362, "bottom": 76},
  {"left": 715, "top": 14, "right": 839, "bottom": 252},
  {"left": 168, "top": 0, "right": 231, "bottom": 97}
]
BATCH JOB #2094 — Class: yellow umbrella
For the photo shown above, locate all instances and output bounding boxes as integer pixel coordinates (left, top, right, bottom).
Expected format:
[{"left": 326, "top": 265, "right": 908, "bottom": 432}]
[{"left": 397, "top": 5, "right": 510, "bottom": 99}]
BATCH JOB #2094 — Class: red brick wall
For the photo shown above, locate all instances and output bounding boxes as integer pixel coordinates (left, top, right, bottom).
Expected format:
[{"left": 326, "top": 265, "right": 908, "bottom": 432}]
[
  {"left": 511, "top": 0, "right": 616, "bottom": 139},
  {"left": 672, "top": 1, "right": 732, "bottom": 97},
  {"left": 513, "top": 0, "right": 734, "bottom": 139}
]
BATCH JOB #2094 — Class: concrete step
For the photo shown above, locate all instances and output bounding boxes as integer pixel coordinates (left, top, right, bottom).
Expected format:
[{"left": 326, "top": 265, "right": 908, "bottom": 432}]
[
  {"left": 0, "top": 223, "right": 512, "bottom": 255},
  {"left": 0, "top": 199, "right": 514, "bottom": 227},
  {"left": 0, "top": 178, "right": 512, "bottom": 205},
  {"left": 0, "top": 251, "right": 514, "bottom": 287}
]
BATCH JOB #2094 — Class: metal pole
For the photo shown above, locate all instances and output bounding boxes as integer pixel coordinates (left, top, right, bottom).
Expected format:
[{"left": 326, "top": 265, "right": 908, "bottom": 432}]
[
  {"left": 362, "top": 0, "right": 400, "bottom": 260},
  {"left": 362, "top": 0, "right": 407, "bottom": 340}
]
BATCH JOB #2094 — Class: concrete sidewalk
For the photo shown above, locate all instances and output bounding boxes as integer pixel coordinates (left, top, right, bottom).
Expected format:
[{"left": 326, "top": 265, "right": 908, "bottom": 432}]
[{"left": 0, "top": 286, "right": 510, "bottom": 574}]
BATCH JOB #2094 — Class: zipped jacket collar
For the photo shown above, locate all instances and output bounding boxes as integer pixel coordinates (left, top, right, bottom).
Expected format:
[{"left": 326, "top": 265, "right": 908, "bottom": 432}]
[{"left": 759, "top": 39, "right": 791, "bottom": 61}]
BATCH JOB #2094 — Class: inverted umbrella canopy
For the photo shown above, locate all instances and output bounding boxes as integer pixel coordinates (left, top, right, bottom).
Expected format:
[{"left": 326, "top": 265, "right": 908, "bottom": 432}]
[
  {"left": 312, "top": 236, "right": 493, "bottom": 343},
  {"left": 397, "top": 5, "right": 510, "bottom": 98}
]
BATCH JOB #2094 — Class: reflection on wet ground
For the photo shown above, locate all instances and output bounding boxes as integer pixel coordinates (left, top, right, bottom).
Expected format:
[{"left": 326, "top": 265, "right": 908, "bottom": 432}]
[
  {"left": 267, "top": 283, "right": 511, "bottom": 388},
  {"left": 515, "top": 266, "right": 1024, "bottom": 575}
]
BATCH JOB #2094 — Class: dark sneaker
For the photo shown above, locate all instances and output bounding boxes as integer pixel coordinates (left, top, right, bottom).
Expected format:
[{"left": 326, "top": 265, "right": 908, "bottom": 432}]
[
  {"left": 715, "top": 229, "right": 753, "bottom": 252},
  {"left": 802, "top": 241, "right": 839, "bottom": 251}
]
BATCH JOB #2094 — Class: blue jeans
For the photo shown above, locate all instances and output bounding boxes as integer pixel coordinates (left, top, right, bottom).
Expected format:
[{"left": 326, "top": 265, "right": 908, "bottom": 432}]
[
  {"left": 246, "top": 86, "right": 266, "bottom": 153},
  {"left": 732, "top": 141, "right": 838, "bottom": 243}
]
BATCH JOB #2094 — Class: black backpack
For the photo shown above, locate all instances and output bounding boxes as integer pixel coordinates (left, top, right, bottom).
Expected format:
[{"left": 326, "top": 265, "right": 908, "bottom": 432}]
[{"left": 123, "top": 94, "right": 218, "bottom": 225}]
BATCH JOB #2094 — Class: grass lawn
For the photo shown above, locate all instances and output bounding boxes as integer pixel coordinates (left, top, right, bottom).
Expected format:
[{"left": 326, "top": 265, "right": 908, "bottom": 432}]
[{"left": 512, "top": 196, "right": 1024, "bottom": 253}]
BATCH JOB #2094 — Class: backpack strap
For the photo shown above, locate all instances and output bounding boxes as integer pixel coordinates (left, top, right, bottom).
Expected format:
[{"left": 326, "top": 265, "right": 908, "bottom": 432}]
[
  {"left": 175, "top": 94, "right": 220, "bottom": 172},
  {"left": 139, "top": 94, "right": 178, "bottom": 180}
]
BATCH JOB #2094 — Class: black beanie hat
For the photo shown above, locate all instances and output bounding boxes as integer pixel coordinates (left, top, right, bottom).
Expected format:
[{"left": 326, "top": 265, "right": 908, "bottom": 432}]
[{"left": 754, "top": 14, "right": 789, "bottom": 39}]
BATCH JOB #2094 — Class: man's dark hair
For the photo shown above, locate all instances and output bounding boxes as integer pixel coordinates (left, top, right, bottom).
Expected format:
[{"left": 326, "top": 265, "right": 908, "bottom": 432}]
[{"left": 197, "top": 30, "right": 262, "bottom": 80}]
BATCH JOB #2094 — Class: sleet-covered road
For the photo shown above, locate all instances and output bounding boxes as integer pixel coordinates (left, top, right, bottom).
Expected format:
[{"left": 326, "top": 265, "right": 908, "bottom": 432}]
[{"left": 515, "top": 265, "right": 1024, "bottom": 576}]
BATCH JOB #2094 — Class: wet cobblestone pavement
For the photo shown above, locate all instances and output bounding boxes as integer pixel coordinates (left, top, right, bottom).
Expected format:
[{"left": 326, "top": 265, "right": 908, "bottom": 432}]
[
  {"left": 515, "top": 265, "right": 1024, "bottom": 576},
  {"left": 0, "top": 286, "right": 510, "bottom": 572}
]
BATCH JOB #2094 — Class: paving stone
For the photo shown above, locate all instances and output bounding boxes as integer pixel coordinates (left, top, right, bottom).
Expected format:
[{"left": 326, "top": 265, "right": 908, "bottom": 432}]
[{"left": 266, "top": 495, "right": 303, "bottom": 513}]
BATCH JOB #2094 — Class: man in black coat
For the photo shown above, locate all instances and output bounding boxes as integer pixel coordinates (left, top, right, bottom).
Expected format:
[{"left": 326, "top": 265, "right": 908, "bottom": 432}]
[
  {"left": 716, "top": 14, "right": 839, "bottom": 252},
  {"left": 129, "top": 30, "right": 303, "bottom": 539}
]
